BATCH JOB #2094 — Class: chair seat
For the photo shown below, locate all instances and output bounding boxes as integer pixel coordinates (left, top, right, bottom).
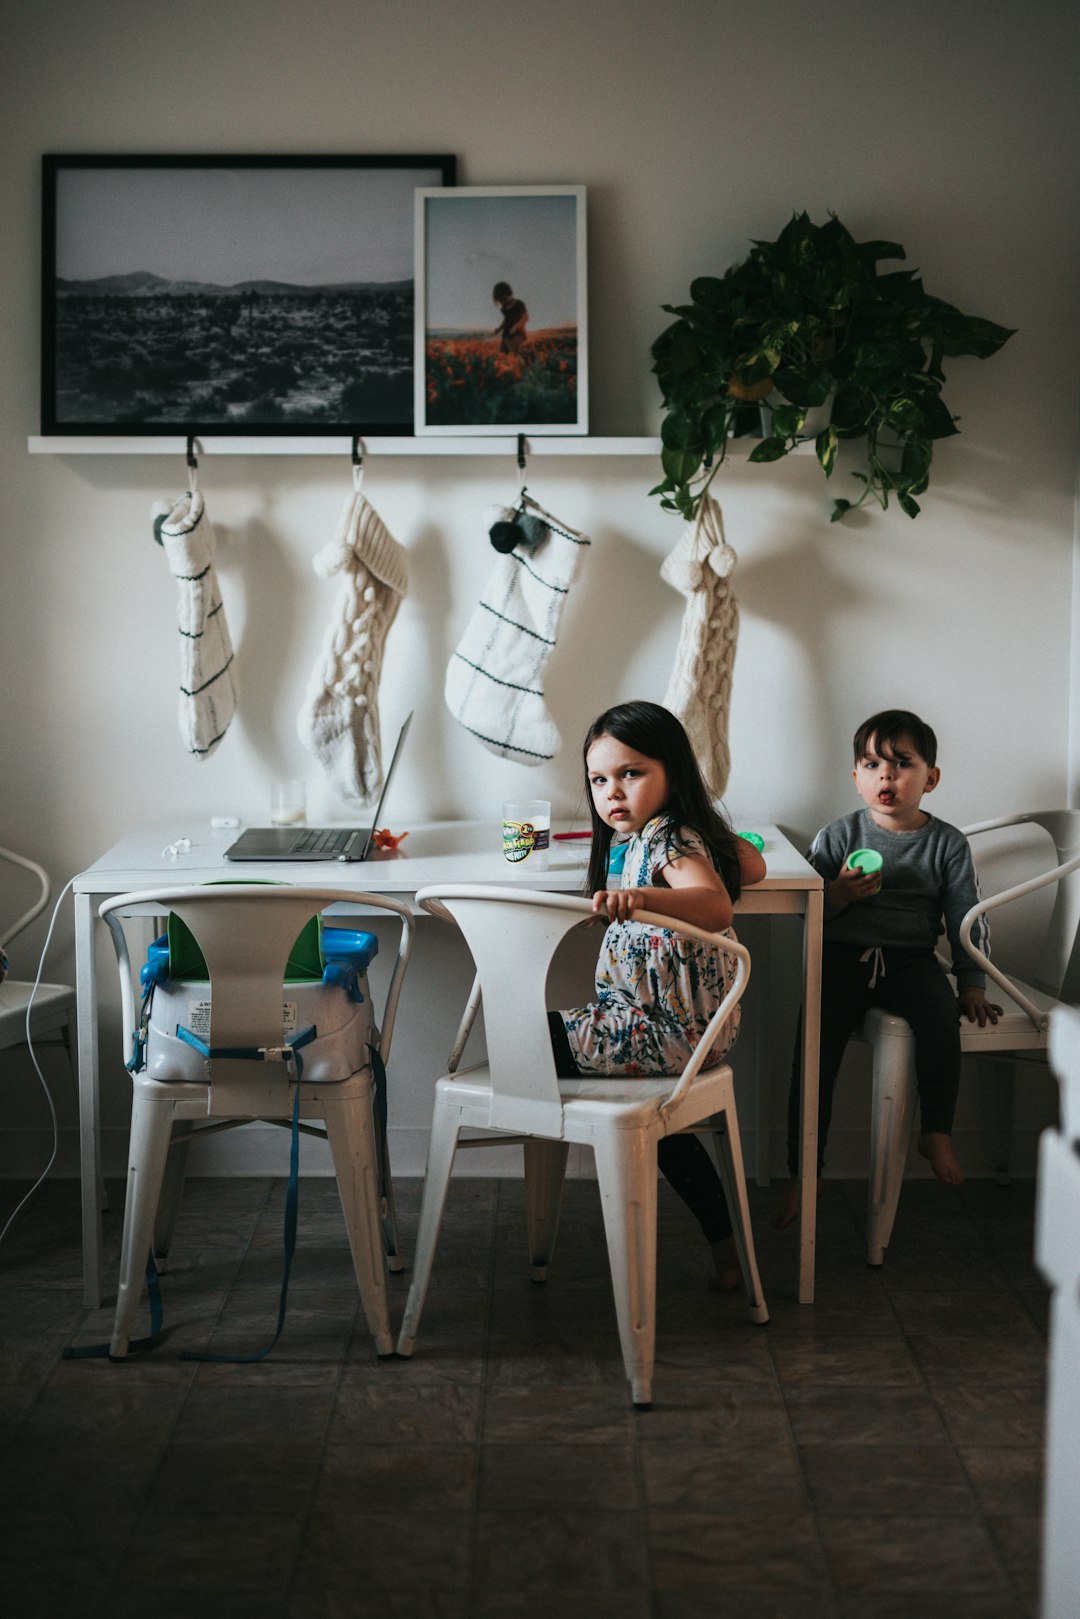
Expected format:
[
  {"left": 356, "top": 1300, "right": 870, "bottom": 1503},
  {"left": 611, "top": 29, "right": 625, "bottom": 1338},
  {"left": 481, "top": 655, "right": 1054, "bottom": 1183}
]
[
  {"left": 862, "top": 976, "right": 1054, "bottom": 1054},
  {"left": 443, "top": 1060, "right": 733, "bottom": 1131},
  {"left": 0, "top": 981, "right": 75, "bottom": 1045}
]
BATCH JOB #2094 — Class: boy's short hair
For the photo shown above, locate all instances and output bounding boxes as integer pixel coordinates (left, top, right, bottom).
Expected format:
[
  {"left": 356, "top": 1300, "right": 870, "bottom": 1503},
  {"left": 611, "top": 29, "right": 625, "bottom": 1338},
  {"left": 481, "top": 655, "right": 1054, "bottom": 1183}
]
[
  {"left": 853, "top": 709, "right": 938, "bottom": 768},
  {"left": 492, "top": 281, "right": 513, "bottom": 300}
]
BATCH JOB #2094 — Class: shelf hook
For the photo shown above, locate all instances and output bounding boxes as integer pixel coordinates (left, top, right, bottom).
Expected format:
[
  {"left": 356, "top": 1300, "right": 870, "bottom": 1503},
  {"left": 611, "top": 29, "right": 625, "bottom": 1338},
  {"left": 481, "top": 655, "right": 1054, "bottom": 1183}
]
[
  {"left": 351, "top": 434, "right": 365, "bottom": 488},
  {"left": 186, "top": 433, "right": 199, "bottom": 492},
  {"left": 517, "top": 432, "right": 528, "bottom": 495}
]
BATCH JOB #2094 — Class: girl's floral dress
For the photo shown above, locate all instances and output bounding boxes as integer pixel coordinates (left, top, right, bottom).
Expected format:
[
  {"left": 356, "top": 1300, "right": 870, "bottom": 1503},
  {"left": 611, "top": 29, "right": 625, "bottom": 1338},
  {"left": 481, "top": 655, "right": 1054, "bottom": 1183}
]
[{"left": 560, "top": 816, "right": 741, "bottom": 1076}]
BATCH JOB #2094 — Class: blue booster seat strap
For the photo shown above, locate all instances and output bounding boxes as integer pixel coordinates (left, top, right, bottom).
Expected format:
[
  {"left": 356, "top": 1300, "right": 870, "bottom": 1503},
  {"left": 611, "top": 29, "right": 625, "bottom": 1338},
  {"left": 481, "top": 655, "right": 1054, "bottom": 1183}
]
[{"left": 64, "top": 1026, "right": 318, "bottom": 1364}]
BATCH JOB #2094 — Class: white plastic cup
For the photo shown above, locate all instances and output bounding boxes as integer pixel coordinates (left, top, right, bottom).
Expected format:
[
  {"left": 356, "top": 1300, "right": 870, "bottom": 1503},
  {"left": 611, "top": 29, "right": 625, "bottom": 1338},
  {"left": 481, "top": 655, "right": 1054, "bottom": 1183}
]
[
  {"left": 502, "top": 800, "right": 551, "bottom": 870},
  {"left": 270, "top": 780, "right": 307, "bottom": 826}
]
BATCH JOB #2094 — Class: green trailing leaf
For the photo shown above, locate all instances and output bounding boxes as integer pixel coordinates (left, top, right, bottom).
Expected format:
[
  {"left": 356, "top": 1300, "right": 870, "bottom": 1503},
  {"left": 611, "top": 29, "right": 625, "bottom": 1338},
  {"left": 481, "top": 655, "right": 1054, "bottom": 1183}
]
[
  {"left": 817, "top": 426, "right": 838, "bottom": 477},
  {"left": 831, "top": 499, "right": 853, "bottom": 522},
  {"left": 748, "top": 437, "right": 790, "bottom": 463}
]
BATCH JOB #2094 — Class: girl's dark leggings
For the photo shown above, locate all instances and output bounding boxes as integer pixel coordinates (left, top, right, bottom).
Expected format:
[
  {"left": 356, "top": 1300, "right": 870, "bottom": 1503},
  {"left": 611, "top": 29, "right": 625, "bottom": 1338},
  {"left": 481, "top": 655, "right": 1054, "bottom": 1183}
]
[
  {"left": 786, "top": 943, "right": 962, "bottom": 1178},
  {"left": 548, "top": 1012, "right": 733, "bottom": 1244}
]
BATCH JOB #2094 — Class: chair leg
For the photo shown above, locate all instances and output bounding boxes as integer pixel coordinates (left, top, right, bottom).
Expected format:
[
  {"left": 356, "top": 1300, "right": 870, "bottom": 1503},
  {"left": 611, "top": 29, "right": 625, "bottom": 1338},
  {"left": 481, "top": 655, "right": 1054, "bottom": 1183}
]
[
  {"left": 396, "top": 1094, "right": 462, "bottom": 1357},
  {"left": 322, "top": 1089, "right": 393, "bottom": 1357},
  {"left": 523, "top": 1138, "right": 569, "bottom": 1280},
  {"left": 153, "top": 1124, "right": 193, "bottom": 1263},
  {"left": 711, "top": 1113, "right": 769, "bottom": 1324},
  {"left": 592, "top": 1130, "right": 658, "bottom": 1409},
  {"left": 867, "top": 1022, "right": 916, "bottom": 1266},
  {"left": 111, "top": 1091, "right": 176, "bottom": 1358}
]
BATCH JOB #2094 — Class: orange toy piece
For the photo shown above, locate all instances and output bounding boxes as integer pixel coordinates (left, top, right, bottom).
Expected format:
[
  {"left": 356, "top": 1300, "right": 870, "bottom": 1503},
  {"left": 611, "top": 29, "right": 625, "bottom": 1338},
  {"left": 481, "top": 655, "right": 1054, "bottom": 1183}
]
[{"left": 372, "top": 827, "right": 409, "bottom": 852}]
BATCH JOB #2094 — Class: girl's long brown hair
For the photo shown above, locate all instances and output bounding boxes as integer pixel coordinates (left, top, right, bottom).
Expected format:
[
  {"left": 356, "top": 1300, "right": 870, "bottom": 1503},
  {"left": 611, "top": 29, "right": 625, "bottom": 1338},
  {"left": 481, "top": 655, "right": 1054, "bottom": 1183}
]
[{"left": 582, "top": 701, "right": 743, "bottom": 900}]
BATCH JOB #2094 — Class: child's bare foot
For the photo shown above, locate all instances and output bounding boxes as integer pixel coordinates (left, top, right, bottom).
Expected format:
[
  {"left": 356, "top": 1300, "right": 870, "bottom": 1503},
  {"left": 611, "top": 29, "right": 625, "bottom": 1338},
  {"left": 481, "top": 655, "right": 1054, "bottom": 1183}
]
[
  {"left": 772, "top": 1176, "right": 821, "bottom": 1229},
  {"left": 708, "top": 1234, "right": 743, "bottom": 1292},
  {"left": 918, "top": 1132, "right": 964, "bottom": 1186}
]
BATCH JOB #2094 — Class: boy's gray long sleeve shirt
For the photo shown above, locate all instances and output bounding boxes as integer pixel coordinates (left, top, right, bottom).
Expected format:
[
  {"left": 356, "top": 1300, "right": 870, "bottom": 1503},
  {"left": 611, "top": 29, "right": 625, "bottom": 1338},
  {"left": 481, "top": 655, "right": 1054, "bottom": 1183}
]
[{"left": 807, "top": 809, "right": 987, "bottom": 991}]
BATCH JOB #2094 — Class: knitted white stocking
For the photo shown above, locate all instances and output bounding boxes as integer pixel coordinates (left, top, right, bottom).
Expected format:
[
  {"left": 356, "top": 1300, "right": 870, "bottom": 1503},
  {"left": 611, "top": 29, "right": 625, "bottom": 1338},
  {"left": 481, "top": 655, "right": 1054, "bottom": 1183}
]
[
  {"left": 297, "top": 475, "right": 408, "bottom": 805},
  {"left": 445, "top": 495, "right": 589, "bottom": 764},
  {"left": 660, "top": 493, "right": 739, "bottom": 800},
  {"left": 157, "top": 489, "right": 238, "bottom": 759}
]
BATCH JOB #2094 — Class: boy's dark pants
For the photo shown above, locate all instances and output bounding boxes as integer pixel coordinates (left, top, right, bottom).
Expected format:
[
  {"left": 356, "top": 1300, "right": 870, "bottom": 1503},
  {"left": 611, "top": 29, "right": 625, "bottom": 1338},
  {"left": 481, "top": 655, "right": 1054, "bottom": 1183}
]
[
  {"left": 548, "top": 1013, "right": 733, "bottom": 1243},
  {"left": 786, "top": 943, "right": 962, "bottom": 1178}
]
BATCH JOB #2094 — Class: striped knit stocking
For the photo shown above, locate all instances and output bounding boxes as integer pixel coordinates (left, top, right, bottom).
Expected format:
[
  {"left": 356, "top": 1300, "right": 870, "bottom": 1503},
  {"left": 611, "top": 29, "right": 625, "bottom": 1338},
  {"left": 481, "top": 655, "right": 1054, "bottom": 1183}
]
[
  {"left": 445, "top": 495, "right": 589, "bottom": 764},
  {"left": 157, "top": 488, "right": 238, "bottom": 759},
  {"left": 297, "top": 474, "right": 408, "bottom": 805},
  {"left": 660, "top": 494, "right": 739, "bottom": 800}
]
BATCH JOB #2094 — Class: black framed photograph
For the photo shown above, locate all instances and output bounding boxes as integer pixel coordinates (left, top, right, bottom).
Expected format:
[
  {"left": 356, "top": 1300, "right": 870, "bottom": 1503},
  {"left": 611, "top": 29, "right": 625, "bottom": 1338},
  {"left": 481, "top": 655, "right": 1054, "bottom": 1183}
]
[
  {"left": 414, "top": 184, "right": 587, "bottom": 436},
  {"left": 41, "top": 153, "right": 456, "bottom": 436}
]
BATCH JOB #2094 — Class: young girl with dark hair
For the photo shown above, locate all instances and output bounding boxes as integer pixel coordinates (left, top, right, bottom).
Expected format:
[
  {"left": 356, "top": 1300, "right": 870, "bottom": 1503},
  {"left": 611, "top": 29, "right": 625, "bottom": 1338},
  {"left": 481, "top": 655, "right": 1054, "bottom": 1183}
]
[{"left": 550, "top": 700, "right": 766, "bottom": 1288}]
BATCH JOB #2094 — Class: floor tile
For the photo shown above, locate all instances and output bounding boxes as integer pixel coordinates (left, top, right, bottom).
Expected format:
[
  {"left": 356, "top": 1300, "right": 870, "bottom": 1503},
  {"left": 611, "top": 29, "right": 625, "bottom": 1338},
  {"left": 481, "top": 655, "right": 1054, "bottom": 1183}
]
[
  {"left": 478, "top": 1440, "right": 639, "bottom": 1511},
  {"left": 473, "top": 1508, "right": 649, "bottom": 1589},
  {"left": 647, "top": 1507, "right": 831, "bottom": 1591},
  {"left": 798, "top": 1440, "right": 977, "bottom": 1516},
  {"left": 782, "top": 1384, "right": 950, "bottom": 1447},
  {"left": 817, "top": 1511, "right": 1011, "bottom": 1594}
]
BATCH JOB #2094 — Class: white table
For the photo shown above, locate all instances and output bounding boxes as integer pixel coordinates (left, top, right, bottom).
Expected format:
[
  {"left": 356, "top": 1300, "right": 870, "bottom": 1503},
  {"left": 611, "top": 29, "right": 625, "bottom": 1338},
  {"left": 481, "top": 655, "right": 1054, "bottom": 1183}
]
[{"left": 72, "top": 819, "right": 822, "bottom": 1307}]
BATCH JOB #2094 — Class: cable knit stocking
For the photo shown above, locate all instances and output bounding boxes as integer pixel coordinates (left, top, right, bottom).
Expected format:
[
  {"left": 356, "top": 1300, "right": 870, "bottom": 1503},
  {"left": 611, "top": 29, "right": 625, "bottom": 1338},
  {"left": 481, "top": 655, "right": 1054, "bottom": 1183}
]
[
  {"left": 157, "top": 488, "right": 238, "bottom": 759},
  {"left": 445, "top": 494, "right": 589, "bottom": 764},
  {"left": 660, "top": 494, "right": 739, "bottom": 800},
  {"left": 297, "top": 472, "right": 408, "bottom": 805}
]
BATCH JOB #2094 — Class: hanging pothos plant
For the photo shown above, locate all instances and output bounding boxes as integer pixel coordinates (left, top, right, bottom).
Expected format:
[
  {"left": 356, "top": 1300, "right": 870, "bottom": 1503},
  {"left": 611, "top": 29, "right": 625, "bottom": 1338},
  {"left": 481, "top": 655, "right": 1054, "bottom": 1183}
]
[{"left": 650, "top": 212, "right": 1015, "bottom": 522}]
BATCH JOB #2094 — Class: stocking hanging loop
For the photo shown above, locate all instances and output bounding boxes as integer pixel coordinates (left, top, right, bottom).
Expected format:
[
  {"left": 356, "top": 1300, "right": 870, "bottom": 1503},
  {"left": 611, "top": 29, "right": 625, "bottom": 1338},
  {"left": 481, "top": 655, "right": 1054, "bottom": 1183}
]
[
  {"left": 351, "top": 436, "right": 365, "bottom": 493},
  {"left": 186, "top": 434, "right": 199, "bottom": 495}
]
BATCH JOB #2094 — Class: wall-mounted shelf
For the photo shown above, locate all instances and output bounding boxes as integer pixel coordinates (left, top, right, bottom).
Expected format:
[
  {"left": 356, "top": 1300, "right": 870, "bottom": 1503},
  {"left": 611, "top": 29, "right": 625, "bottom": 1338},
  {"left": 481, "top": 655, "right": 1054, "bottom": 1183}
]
[
  {"left": 27, "top": 434, "right": 812, "bottom": 459},
  {"left": 28, "top": 434, "right": 662, "bottom": 457}
]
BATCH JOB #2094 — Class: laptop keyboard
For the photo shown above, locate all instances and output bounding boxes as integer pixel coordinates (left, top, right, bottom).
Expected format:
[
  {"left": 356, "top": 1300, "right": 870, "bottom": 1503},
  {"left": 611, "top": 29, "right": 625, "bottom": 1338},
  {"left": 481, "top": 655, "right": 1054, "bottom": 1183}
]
[{"left": 290, "top": 828, "right": 357, "bottom": 856}]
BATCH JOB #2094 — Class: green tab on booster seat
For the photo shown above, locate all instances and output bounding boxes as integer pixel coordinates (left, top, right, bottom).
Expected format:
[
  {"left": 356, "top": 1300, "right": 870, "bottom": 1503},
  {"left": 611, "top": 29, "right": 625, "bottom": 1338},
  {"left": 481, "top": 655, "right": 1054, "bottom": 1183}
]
[{"left": 166, "top": 881, "right": 325, "bottom": 983}]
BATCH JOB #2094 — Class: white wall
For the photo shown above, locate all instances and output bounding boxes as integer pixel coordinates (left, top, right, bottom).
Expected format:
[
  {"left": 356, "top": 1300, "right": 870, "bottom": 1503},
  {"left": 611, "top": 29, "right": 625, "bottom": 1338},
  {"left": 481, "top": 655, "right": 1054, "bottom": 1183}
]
[{"left": 2, "top": 0, "right": 1078, "bottom": 1180}]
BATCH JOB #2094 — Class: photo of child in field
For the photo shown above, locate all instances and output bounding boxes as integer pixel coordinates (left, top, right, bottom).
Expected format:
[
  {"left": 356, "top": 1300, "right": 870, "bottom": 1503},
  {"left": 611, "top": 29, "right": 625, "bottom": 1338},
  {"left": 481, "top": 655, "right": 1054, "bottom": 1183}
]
[{"left": 416, "top": 188, "right": 586, "bottom": 433}]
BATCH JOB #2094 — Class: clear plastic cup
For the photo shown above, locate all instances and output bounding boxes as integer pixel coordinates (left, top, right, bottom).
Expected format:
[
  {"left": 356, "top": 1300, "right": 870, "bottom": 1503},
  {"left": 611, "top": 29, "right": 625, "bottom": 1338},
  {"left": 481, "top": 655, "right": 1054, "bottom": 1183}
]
[
  {"left": 270, "top": 780, "right": 307, "bottom": 826},
  {"left": 502, "top": 800, "right": 551, "bottom": 870}
]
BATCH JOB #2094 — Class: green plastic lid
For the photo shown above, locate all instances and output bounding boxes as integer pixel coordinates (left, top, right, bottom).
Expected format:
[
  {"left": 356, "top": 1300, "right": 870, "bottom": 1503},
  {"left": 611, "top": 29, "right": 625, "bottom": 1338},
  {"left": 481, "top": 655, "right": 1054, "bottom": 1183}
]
[
  {"left": 846, "top": 848, "right": 884, "bottom": 875},
  {"left": 737, "top": 830, "right": 765, "bottom": 852}
]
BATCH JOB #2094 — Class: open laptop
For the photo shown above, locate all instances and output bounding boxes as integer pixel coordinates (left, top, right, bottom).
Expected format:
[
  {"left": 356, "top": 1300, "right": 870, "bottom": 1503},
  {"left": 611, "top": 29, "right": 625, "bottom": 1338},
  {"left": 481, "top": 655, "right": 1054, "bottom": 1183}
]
[{"left": 224, "top": 714, "right": 413, "bottom": 863}]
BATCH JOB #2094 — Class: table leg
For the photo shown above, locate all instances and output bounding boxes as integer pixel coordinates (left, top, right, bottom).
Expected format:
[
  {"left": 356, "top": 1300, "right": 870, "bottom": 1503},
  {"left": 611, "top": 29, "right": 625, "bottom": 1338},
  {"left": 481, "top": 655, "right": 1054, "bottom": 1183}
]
[
  {"left": 753, "top": 921, "right": 773, "bottom": 1187},
  {"left": 797, "top": 888, "right": 823, "bottom": 1303},
  {"left": 75, "top": 891, "right": 103, "bottom": 1308}
]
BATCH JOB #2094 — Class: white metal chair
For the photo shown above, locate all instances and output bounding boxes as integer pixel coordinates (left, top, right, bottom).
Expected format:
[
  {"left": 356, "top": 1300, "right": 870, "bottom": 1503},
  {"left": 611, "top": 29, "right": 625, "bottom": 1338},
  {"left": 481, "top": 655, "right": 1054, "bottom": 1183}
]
[
  {"left": 1035, "top": 1005, "right": 1080, "bottom": 1619},
  {"left": 395, "top": 884, "right": 768, "bottom": 1408},
  {"left": 859, "top": 810, "right": 1080, "bottom": 1265},
  {"left": 99, "top": 884, "right": 413, "bottom": 1360},
  {"left": 0, "top": 845, "right": 76, "bottom": 1071}
]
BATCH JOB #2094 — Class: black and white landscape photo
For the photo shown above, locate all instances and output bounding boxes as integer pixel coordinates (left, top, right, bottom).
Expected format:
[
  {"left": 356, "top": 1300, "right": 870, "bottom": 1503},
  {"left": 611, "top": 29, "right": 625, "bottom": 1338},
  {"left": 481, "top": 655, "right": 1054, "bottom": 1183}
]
[{"left": 42, "top": 156, "right": 454, "bottom": 434}]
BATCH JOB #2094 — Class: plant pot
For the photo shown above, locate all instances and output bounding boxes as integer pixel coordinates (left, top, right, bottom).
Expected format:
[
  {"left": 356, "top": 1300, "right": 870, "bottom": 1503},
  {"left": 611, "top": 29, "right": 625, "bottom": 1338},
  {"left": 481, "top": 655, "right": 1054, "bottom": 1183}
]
[{"left": 759, "top": 389, "right": 835, "bottom": 440}]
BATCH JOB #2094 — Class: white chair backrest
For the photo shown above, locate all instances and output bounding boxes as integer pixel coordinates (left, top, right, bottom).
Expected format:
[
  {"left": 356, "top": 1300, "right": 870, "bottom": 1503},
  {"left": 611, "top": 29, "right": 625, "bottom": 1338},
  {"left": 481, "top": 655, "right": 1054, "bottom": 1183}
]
[
  {"left": 0, "top": 846, "right": 50, "bottom": 953},
  {"left": 1049, "top": 1005, "right": 1080, "bottom": 1145},
  {"left": 418, "top": 886, "right": 593, "bottom": 1135},
  {"left": 99, "top": 885, "right": 414, "bottom": 1059},
  {"left": 965, "top": 811, "right": 1080, "bottom": 1002},
  {"left": 415, "top": 883, "right": 751, "bottom": 1134}
]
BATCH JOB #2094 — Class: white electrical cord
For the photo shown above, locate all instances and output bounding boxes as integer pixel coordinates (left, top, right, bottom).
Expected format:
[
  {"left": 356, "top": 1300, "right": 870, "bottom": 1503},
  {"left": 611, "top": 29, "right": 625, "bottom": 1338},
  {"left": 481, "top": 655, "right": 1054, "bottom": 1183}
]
[{"left": 0, "top": 876, "right": 74, "bottom": 1252}]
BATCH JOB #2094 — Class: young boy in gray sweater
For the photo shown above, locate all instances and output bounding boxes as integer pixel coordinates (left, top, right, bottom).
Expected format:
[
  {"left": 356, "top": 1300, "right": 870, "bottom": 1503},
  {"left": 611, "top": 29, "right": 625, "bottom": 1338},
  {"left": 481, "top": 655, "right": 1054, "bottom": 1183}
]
[{"left": 776, "top": 709, "right": 1001, "bottom": 1227}]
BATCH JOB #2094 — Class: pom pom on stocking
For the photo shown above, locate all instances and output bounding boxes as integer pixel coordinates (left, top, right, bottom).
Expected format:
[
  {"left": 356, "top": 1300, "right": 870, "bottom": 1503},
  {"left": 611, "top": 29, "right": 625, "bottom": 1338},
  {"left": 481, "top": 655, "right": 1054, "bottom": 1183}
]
[
  {"left": 660, "top": 493, "right": 739, "bottom": 799},
  {"left": 445, "top": 496, "right": 589, "bottom": 764},
  {"left": 157, "top": 489, "right": 238, "bottom": 759},
  {"left": 297, "top": 478, "right": 408, "bottom": 805}
]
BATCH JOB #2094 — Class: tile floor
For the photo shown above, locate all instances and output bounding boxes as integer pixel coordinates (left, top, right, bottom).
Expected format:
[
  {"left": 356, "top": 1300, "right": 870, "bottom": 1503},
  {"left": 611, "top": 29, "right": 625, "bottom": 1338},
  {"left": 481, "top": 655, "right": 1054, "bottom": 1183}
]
[{"left": 0, "top": 1172, "right": 1048, "bottom": 1618}]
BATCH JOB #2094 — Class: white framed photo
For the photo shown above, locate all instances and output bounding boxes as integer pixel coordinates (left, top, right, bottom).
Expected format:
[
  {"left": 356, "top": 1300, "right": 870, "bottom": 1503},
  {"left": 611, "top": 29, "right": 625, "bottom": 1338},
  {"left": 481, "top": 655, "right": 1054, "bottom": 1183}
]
[{"left": 414, "top": 185, "right": 587, "bottom": 436}]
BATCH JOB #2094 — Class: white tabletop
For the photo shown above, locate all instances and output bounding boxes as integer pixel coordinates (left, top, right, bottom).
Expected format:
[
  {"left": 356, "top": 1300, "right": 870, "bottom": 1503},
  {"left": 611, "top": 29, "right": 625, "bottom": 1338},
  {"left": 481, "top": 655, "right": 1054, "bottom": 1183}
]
[{"left": 72, "top": 818, "right": 819, "bottom": 898}]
